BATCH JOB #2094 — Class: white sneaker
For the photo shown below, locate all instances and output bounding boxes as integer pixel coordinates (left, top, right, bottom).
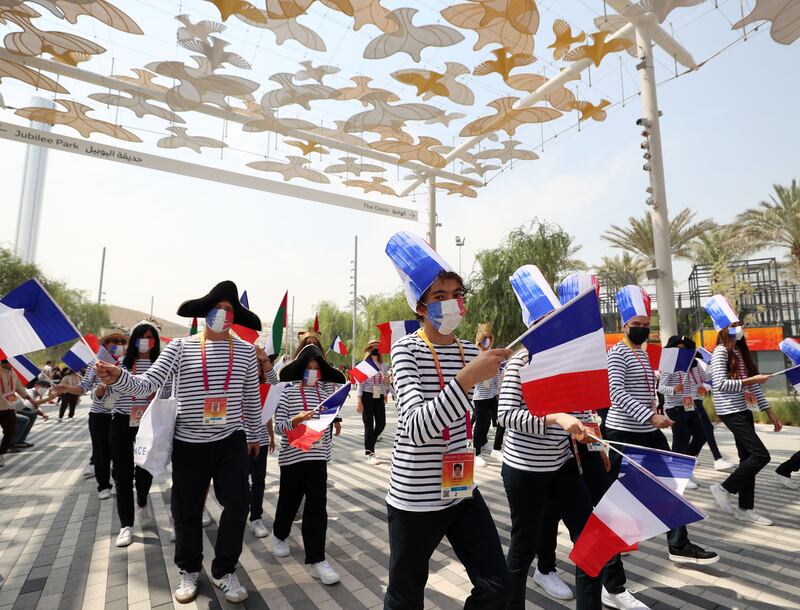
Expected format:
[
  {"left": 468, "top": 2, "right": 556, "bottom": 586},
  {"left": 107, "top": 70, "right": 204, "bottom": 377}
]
[
  {"left": 602, "top": 587, "right": 651, "bottom": 609},
  {"left": 201, "top": 507, "right": 211, "bottom": 527},
  {"left": 714, "top": 458, "right": 736, "bottom": 472},
  {"left": 137, "top": 504, "right": 153, "bottom": 528},
  {"left": 685, "top": 479, "right": 698, "bottom": 490},
  {"left": 775, "top": 472, "right": 800, "bottom": 490},
  {"left": 491, "top": 449, "right": 502, "bottom": 460},
  {"left": 733, "top": 508, "right": 773, "bottom": 526},
  {"left": 249, "top": 518, "right": 268, "bottom": 538},
  {"left": 98, "top": 488, "right": 111, "bottom": 500},
  {"left": 709, "top": 483, "right": 734, "bottom": 514},
  {"left": 367, "top": 453, "right": 382, "bottom": 465},
  {"left": 115, "top": 526, "right": 133, "bottom": 547},
  {"left": 82, "top": 463, "right": 94, "bottom": 478},
  {"left": 271, "top": 533, "right": 290, "bottom": 557},
  {"left": 475, "top": 455, "right": 487, "bottom": 467},
  {"left": 309, "top": 560, "right": 340, "bottom": 585},
  {"left": 174, "top": 570, "right": 200, "bottom": 603},
  {"left": 212, "top": 572, "right": 248, "bottom": 603},
  {"left": 533, "top": 568, "right": 573, "bottom": 600}
]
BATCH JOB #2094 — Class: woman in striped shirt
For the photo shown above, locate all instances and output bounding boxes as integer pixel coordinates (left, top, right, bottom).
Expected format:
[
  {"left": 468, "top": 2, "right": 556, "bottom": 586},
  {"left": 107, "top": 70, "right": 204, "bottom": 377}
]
[
  {"left": 95, "top": 281, "right": 274, "bottom": 604},
  {"left": 384, "top": 231, "right": 511, "bottom": 610},
  {"left": 356, "top": 339, "right": 389, "bottom": 465},
  {"left": 704, "top": 295, "right": 781, "bottom": 526},
  {"left": 472, "top": 322, "right": 504, "bottom": 467},
  {"left": 271, "top": 343, "right": 346, "bottom": 585}
]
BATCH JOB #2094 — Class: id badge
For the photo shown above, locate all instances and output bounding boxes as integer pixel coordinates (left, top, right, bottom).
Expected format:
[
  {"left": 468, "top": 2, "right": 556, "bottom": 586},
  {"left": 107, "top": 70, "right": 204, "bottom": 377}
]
[
  {"left": 441, "top": 453, "right": 474, "bottom": 500},
  {"left": 585, "top": 422, "right": 604, "bottom": 452},
  {"left": 683, "top": 396, "right": 695, "bottom": 411},
  {"left": 3, "top": 391, "right": 17, "bottom": 404},
  {"left": 129, "top": 404, "right": 146, "bottom": 427},
  {"left": 372, "top": 385, "right": 381, "bottom": 399},
  {"left": 204, "top": 396, "right": 228, "bottom": 424},
  {"left": 744, "top": 391, "right": 759, "bottom": 412}
]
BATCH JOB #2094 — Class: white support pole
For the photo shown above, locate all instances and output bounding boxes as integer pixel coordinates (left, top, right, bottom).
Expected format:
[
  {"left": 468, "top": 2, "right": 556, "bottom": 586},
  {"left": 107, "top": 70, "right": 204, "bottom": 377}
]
[
  {"left": 290, "top": 295, "right": 295, "bottom": 354},
  {"left": 427, "top": 177, "right": 437, "bottom": 250},
  {"left": 352, "top": 236, "right": 358, "bottom": 370},
  {"left": 635, "top": 15, "right": 677, "bottom": 341},
  {"left": 14, "top": 96, "right": 53, "bottom": 264}
]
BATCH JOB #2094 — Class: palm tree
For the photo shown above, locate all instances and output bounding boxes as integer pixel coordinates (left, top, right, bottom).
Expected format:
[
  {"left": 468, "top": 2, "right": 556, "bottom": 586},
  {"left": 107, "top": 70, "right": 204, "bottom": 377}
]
[
  {"left": 687, "top": 224, "right": 759, "bottom": 266},
  {"left": 602, "top": 208, "right": 716, "bottom": 265},
  {"left": 737, "top": 180, "right": 800, "bottom": 273},
  {"left": 594, "top": 253, "right": 649, "bottom": 287}
]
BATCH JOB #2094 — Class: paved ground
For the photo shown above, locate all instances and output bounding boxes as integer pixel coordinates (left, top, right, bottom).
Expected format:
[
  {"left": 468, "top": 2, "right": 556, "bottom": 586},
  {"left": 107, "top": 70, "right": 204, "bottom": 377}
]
[{"left": 1, "top": 399, "right": 799, "bottom": 610}]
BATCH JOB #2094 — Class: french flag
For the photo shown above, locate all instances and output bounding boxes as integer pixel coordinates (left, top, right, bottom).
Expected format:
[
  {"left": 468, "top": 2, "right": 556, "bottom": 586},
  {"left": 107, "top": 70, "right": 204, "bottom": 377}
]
[
  {"left": 695, "top": 346, "right": 712, "bottom": 374},
  {"left": 0, "top": 279, "right": 81, "bottom": 356},
  {"left": 658, "top": 348, "right": 696, "bottom": 374},
  {"left": 350, "top": 358, "right": 380, "bottom": 384},
  {"left": 330, "top": 335, "right": 347, "bottom": 356},
  {"left": 0, "top": 349, "right": 41, "bottom": 384},
  {"left": 784, "top": 365, "right": 800, "bottom": 392},
  {"left": 646, "top": 343, "right": 661, "bottom": 372},
  {"left": 286, "top": 383, "right": 351, "bottom": 451},
  {"left": 570, "top": 458, "right": 705, "bottom": 577},
  {"left": 377, "top": 320, "right": 421, "bottom": 354},
  {"left": 231, "top": 290, "right": 259, "bottom": 344},
  {"left": 62, "top": 338, "right": 97, "bottom": 372},
  {"left": 621, "top": 444, "right": 697, "bottom": 495},
  {"left": 261, "top": 381, "right": 289, "bottom": 424},
  {"left": 518, "top": 288, "right": 610, "bottom": 416}
]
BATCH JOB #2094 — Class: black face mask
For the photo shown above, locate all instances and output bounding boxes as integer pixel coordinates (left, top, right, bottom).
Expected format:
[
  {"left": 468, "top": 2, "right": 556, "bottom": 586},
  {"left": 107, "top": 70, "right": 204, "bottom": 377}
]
[
  {"left": 627, "top": 326, "right": 650, "bottom": 345},
  {"left": 370, "top": 349, "right": 379, "bottom": 356}
]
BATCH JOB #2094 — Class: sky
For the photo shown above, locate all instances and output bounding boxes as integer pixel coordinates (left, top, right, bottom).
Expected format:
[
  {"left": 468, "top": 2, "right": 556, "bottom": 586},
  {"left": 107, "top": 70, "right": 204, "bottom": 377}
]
[{"left": 0, "top": 0, "right": 797, "bottom": 329}]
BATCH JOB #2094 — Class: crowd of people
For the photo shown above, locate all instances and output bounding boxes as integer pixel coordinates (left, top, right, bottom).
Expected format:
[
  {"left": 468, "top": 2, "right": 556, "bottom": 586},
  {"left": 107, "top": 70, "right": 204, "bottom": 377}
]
[{"left": 1, "top": 229, "right": 799, "bottom": 609}]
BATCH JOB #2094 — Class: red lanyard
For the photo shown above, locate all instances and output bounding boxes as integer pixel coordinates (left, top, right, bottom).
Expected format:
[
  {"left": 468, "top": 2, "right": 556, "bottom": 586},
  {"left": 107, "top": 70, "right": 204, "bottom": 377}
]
[
  {"left": 416, "top": 329, "right": 472, "bottom": 442},
  {"left": 688, "top": 368, "right": 700, "bottom": 387},
  {"left": 299, "top": 384, "right": 322, "bottom": 412},
  {"left": 200, "top": 333, "right": 234, "bottom": 394},
  {"left": 627, "top": 344, "right": 655, "bottom": 407},
  {"left": 0, "top": 370, "right": 13, "bottom": 394}
]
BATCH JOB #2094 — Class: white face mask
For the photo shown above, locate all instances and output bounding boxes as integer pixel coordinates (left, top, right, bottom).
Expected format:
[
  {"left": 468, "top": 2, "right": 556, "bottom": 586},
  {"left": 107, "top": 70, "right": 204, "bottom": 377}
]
[
  {"left": 426, "top": 298, "right": 466, "bottom": 336},
  {"left": 136, "top": 338, "right": 152, "bottom": 353},
  {"left": 108, "top": 344, "right": 125, "bottom": 359},
  {"left": 728, "top": 326, "right": 744, "bottom": 341},
  {"left": 303, "top": 368, "right": 320, "bottom": 386}
]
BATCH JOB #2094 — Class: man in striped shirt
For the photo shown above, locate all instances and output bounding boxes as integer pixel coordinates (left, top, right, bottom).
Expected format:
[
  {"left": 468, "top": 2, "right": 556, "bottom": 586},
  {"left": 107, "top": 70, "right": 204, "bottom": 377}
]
[
  {"left": 96, "top": 281, "right": 275, "bottom": 605},
  {"left": 384, "top": 231, "right": 511, "bottom": 609},
  {"left": 604, "top": 285, "right": 717, "bottom": 603}
]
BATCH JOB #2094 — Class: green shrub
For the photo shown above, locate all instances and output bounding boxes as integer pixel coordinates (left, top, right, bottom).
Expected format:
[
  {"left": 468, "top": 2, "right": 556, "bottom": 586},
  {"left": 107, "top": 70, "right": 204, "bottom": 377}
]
[{"left": 702, "top": 394, "right": 800, "bottom": 426}]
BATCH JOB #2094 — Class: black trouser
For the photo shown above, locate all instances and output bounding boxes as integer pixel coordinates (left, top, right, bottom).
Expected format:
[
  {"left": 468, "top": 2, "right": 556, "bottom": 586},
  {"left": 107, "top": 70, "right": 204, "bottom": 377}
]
[
  {"left": 0, "top": 410, "right": 16, "bottom": 454},
  {"left": 666, "top": 404, "right": 706, "bottom": 457},
  {"left": 248, "top": 443, "right": 268, "bottom": 521},
  {"left": 776, "top": 450, "right": 800, "bottom": 476},
  {"left": 273, "top": 460, "right": 328, "bottom": 564},
  {"left": 385, "top": 488, "right": 510, "bottom": 610},
  {"left": 502, "top": 461, "right": 601, "bottom": 610},
  {"left": 110, "top": 413, "right": 152, "bottom": 528},
  {"left": 59, "top": 395, "right": 78, "bottom": 419},
  {"left": 719, "top": 410, "right": 771, "bottom": 510},
  {"left": 362, "top": 395, "right": 386, "bottom": 455},
  {"left": 696, "top": 402, "right": 723, "bottom": 460},
  {"left": 605, "top": 428, "right": 690, "bottom": 549},
  {"left": 171, "top": 430, "right": 249, "bottom": 578},
  {"left": 88, "top": 412, "right": 113, "bottom": 492},
  {"left": 473, "top": 397, "right": 504, "bottom": 455}
]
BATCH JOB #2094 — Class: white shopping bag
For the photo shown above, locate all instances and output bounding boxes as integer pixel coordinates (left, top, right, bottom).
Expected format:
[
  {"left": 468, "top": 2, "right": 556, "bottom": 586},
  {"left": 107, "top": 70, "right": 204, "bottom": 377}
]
[{"left": 134, "top": 341, "right": 182, "bottom": 477}]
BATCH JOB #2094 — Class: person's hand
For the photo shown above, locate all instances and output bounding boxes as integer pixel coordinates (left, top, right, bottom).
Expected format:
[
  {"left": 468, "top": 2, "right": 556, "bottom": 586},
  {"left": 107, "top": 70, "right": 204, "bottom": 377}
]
[
  {"left": 767, "top": 409, "right": 783, "bottom": 432},
  {"left": 40, "top": 412, "right": 49, "bottom": 421},
  {"left": 674, "top": 383, "right": 683, "bottom": 394},
  {"left": 291, "top": 410, "right": 315, "bottom": 427},
  {"left": 95, "top": 383, "right": 107, "bottom": 399},
  {"left": 600, "top": 450, "right": 611, "bottom": 472},
  {"left": 356, "top": 401, "right": 363, "bottom": 414},
  {"left": 268, "top": 435, "right": 275, "bottom": 454},
  {"left": 248, "top": 443, "right": 260, "bottom": 459},
  {"left": 456, "top": 348, "right": 511, "bottom": 391},
  {"left": 51, "top": 385, "right": 66, "bottom": 397},
  {"left": 546, "top": 413, "right": 588, "bottom": 439},
  {"left": 745, "top": 374, "right": 770, "bottom": 386},
  {"left": 650, "top": 413, "right": 674, "bottom": 429},
  {"left": 333, "top": 421, "right": 342, "bottom": 436},
  {"left": 95, "top": 361, "right": 121, "bottom": 385}
]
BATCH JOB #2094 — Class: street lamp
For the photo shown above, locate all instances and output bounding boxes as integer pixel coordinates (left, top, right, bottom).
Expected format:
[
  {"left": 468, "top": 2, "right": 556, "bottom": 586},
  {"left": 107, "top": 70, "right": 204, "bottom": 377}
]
[{"left": 455, "top": 236, "right": 466, "bottom": 275}]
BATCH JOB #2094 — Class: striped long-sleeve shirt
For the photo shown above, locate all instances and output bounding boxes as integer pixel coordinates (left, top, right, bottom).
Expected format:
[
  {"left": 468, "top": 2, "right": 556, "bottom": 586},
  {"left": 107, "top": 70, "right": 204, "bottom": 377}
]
[
  {"left": 106, "top": 359, "right": 172, "bottom": 416},
  {"left": 78, "top": 365, "right": 112, "bottom": 415},
  {"left": 387, "top": 333, "right": 478, "bottom": 512},
  {"left": 473, "top": 368, "right": 501, "bottom": 401},
  {"left": 274, "top": 381, "right": 335, "bottom": 466},
  {"left": 709, "top": 345, "right": 769, "bottom": 415},
  {"left": 606, "top": 341, "right": 657, "bottom": 433},
  {"left": 111, "top": 335, "right": 270, "bottom": 443},
  {"left": 658, "top": 366, "right": 707, "bottom": 408},
  {"left": 497, "top": 351, "right": 562, "bottom": 472},
  {"left": 356, "top": 363, "right": 389, "bottom": 397}
]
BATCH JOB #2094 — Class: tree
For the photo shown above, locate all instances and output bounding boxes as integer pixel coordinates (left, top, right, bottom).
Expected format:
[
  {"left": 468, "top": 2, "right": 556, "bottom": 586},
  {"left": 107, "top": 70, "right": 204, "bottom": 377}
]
[
  {"left": 687, "top": 224, "right": 759, "bottom": 267},
  {"left": 302, "top": 301, "right": 356, "bottom": 367},
  {"left": 465, "top": 219, "right": 586, "bottom": 346},
  {"left": 737, "top": 179, "right": 800, "bottom": 277},
  {"left": 594, "top": 253, "right": 648, "bottom": 288},
  {"left": 601, "top": 208, "right": 716, "bottom": 265},
  {"left": 359, "top": 292, "right": 409, "bottom": 346}
]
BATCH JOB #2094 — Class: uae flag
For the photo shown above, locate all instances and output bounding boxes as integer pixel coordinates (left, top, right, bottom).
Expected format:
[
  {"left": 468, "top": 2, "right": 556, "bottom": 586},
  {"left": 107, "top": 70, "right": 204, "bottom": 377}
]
[
  {"left": 189, "top": 317, "right": 198, "bottom": 336},
  {"left": 269, "top": 291, "right": 288, "bottom": 356}
]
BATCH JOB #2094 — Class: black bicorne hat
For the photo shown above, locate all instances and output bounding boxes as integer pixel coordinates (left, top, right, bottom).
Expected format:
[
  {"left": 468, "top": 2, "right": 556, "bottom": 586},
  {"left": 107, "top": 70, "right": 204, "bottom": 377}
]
[
  {"left": 279, "top": 344, "right": 346, "bottom": 384},
  {"left": 176, "top": 280, "right": 261, "bottom": 331}
]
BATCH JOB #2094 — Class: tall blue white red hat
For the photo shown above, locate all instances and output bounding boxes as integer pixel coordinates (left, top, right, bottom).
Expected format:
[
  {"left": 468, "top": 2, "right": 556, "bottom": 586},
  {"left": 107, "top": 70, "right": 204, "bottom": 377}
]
[
  {"left": 703, "top": 294, "right": 739, "bottom": 331},
  {"left": 386, "top": 231, "right": 454, "bottom": 311},
  {"left": 557, "top": 273, "right": 600, "bottom": 305},
  {"left": 509, "top": 265, "right": 560, "bottom": 326},
  {"left": 615, "top": 285, "right": 652, "bottom": 325},
  {"left": 779, "top": 338, "right": 800, "bottom": 366}
]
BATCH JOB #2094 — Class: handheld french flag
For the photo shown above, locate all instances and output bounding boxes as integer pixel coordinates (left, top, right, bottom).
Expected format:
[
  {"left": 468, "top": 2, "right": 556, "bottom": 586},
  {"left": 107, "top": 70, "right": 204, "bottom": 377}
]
[
  {"left": 570, "top": 457, "right": 705, "bottom": 577},
  {"left": 285, "top": 383, "right": 351, "bottom": 451},
  {"left": 231, "top": 289, "right": 259, "bottom": 344},
  {"left": 261, "top": 381, "right": 289, "bottom": 424},
  {"left": 0, "top": 349, "right": 41, "bottom": 384},
  {"left": 658, "top": 348, "right": 696, "bottom": 374},
  {"left": 350, "top": 358, "right": 380, "bottom": 384},
  {"left": 62, "top": 338, "right": 97, "bottom": 372},
  {"left": 0, "top": 279, "right": 81, "bottom": 356},
  {"left": 784, "top": 365, "right": 800, "bottom": 392},
  {"left": 330, "top": 335, "right": 347, "bottom": 356},
  {"left": 620, "top": 444, "right": 697, "bottom": 495},
  {"left": 518, "top": 288, "right": 610, "bottom": 416},
  {"left": 377, "top": 320, "right": 421, "bottom": 354}
]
